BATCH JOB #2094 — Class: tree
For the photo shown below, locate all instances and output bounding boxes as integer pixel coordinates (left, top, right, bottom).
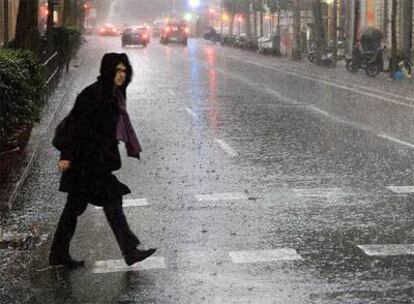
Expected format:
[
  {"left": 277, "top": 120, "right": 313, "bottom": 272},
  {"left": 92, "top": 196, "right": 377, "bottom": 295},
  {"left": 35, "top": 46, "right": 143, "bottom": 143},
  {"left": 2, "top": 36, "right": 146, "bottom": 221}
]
[
  {"left": 242, "top": 0, "right": 252, "bottom": 39},
  {"left": 331, "top": 0, "right": 338, "bottom": 61},
  {"left": 267, "top": 0, "right": 291, "bottom": 43},
  {"left": 390, "top": 0, "right": 398, "bottom": 74},
  {"left": 292, "top": 0, "right": 301, "bottom": 60},
  {"left": 312, "top": 0, "right": 325, "bottom": 63},
  {"left": 47, "top": 0, "right": 55, "bottom": 31},
  {"left": 3, "top": 0, "right": 9, "bottom": 47},
  {"left": 14, "top": 0, "right": 40, "bottom": 52},
  {"left": 352, "top": 0, "right": 360, "bottom": 48},
  {"left": 401, "top": 0, "right": 413, "bottom": 59},
  {"left": 223, "top": 0, "right": 242, "bottom": 37},
  {"left": 63, "top": 0, "right": 73, "bottom": 26},
  {"left": 382, "top": 0, "right": 388, "bottom": 41}
]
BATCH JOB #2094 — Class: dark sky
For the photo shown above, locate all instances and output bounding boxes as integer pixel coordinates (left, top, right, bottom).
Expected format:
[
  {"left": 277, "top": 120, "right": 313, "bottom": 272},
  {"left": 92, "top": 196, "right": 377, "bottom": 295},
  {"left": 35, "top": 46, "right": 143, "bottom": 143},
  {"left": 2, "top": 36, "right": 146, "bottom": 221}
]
[{"left": 110, "top": 0, "right": 189, "bottom": 24}]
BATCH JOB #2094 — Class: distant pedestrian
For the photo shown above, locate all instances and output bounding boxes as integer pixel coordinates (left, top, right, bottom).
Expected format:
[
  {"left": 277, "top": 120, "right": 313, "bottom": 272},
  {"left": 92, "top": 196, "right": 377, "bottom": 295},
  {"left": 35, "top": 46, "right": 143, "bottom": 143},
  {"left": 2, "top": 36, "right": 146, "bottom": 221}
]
[{"left": 50, "top": 53, "right": 156, "bottom": 268}]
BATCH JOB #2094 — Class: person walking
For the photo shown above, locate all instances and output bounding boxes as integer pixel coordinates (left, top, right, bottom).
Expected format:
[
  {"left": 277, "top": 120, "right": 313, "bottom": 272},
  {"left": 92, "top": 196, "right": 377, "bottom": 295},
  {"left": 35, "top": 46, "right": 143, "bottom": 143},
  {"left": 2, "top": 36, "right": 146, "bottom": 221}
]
[{"left": 49, "top": 53, "right": 156, "bottom": 268}]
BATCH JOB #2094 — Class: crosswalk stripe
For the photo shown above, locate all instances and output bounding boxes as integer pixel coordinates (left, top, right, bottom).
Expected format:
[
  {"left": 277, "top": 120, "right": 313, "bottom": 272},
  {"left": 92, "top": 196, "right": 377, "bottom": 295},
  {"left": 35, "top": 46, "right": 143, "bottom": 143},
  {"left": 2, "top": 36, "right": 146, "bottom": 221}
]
[
  {"left": 358, "top": 244, "right": 414, "bottom": 256},
  {"left": 195, "top": 192, "right": 247, "bottom": 202},
  {"left": 229, "top": 249, "right": 302, "bottom": 264},
  {"left": 95, "top": 198, "right": 149, "bottom": 210},
  {"left": 386, "top": 186, "right": 414, "bottom": 193},
  {"left": 93, "top": 257, "right": 166, "bottom": 273}
]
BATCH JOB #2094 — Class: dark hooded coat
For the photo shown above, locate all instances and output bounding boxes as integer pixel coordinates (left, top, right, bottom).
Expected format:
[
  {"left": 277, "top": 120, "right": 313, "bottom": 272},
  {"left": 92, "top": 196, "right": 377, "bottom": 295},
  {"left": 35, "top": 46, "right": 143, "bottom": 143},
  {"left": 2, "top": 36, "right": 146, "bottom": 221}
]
[{"left": 52, "top": 53, "right": 138, "bottom": 206}]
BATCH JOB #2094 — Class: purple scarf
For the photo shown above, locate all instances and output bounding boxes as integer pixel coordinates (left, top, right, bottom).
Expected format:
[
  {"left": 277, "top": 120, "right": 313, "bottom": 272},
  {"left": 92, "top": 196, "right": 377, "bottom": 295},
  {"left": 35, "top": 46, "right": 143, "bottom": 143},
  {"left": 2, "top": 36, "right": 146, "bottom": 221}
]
[{"left": 115, "top": 89, "right": 142, "bottom": 159}]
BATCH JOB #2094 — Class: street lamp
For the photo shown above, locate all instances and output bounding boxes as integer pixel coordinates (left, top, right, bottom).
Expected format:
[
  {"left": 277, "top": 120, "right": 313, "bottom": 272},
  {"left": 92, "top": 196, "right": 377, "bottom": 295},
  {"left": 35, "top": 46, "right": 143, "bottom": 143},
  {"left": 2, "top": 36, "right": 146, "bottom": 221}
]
[{"left": 188, "top": 0, "right": 200, "bottom": 9}]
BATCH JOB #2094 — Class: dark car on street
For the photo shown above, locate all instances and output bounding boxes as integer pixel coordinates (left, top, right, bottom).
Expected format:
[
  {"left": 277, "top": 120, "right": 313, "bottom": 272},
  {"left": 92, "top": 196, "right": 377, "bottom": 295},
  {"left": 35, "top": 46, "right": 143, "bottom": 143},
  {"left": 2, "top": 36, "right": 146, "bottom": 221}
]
[
  {"left": 122, "top": 27, "right": 150, "bottom": 48},
  {"left": 160, "top": 21, "right": 189, "bottom": 46}
]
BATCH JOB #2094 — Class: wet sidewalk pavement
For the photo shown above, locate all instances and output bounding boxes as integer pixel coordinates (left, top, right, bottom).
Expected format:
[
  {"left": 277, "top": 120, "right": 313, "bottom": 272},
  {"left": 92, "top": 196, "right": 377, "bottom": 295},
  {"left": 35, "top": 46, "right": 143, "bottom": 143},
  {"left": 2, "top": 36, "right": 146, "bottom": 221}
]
[{"left": 204, "top": 40, "right": 414, "bottom": 99}]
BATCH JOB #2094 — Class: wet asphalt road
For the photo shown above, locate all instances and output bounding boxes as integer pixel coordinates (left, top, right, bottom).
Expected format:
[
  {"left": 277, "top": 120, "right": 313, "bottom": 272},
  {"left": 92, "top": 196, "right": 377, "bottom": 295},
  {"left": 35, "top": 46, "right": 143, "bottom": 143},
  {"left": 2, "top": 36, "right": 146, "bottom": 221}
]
[{"left": 1, "top": 36, "right": 414, "bottom": 303}]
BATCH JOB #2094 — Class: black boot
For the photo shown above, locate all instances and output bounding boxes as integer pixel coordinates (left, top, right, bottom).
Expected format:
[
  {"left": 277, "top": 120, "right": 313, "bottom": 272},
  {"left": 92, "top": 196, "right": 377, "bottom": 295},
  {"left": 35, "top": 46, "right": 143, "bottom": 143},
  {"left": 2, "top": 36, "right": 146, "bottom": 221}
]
[
  {"left": 49, "top": 254, "right": 85, "bottom": 268},
  {"left": 124, "top": 248, "right": 157, "bottom": 266}
]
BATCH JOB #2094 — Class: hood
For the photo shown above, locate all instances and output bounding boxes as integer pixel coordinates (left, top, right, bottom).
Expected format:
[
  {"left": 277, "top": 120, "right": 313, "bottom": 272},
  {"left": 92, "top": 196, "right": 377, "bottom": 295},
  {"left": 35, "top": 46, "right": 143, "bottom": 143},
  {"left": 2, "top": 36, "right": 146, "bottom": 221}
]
[{"left": 97, "top": 53, "right": 133, "bottom": 96}]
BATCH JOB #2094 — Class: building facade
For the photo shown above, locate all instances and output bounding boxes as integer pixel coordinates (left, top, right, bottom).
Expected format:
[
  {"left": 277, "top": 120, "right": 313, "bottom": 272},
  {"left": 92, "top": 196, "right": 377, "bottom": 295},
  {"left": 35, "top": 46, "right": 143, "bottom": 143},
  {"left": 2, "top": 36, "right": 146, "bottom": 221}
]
[{"left": 0, "top": 0, "right": 19, "bottom": 47}]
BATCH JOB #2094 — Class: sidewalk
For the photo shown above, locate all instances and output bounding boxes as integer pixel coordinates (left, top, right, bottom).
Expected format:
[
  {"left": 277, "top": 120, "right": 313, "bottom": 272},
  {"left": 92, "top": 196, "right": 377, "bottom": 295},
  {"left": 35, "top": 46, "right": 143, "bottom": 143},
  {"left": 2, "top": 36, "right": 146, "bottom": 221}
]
[{"left": 213, "top": 42, "right": 413, "bottom": 102}]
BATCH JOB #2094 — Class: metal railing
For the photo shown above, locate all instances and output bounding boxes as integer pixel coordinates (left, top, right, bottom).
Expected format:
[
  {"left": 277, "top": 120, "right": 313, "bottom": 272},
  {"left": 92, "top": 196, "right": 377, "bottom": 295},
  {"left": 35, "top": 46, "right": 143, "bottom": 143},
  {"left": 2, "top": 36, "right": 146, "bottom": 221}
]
[{"left": 42, "top": 51, "right": 62, "bottom": 97}]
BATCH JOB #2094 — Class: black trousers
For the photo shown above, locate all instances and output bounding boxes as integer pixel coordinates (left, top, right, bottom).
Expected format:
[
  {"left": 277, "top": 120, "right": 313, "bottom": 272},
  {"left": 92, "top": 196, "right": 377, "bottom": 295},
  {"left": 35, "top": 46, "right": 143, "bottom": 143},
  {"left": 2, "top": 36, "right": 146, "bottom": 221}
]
[{"left": 50, "top": 192, "right": 140, "bottom": 259}]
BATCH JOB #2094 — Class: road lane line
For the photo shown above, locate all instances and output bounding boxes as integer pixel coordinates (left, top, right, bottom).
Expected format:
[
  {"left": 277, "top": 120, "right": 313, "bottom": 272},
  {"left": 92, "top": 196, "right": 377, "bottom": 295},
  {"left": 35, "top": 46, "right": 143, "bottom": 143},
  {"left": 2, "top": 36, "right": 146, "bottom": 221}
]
[
  {"left": 195, "top": 192, "right": 247, "bottom": 202},
  {"left": 378, "top": 134, "right": 414, "bottom": 149},
  {"left": 186, "top": 107, "right": 197, "bottom": 118},
  {"left": 307, "top": 106, "right": 332, "bottom": 117},
  {"left": 93, "top": 257, "right": 165, "bottom": 273},
  {"left": 292, "top": 188, "right": 343, "bottom": 197},
  {"left": 229, "top": 249, "right": 302, "bottom": 264},
  {"left": 264, "top": 87, "right": 301, "bottom": 104},
  {"left": 215, "top": 139, "right": 237, "bottom": 156},
  {"left": 94, "top": 198, "right": 149, "bottom": 210},
  {"left": 386, "top": 186, "right": 414, "bottom": 193},
  {"left": 358, "top": 244, "right": 414, "bottom": 256}
]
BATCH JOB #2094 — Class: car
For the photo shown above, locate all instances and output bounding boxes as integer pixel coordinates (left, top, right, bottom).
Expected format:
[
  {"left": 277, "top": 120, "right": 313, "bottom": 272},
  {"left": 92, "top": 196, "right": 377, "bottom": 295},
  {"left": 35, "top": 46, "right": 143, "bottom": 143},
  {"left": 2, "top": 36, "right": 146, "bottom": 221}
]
[
  {"left": 160, "top": 21, "right": 189, "bottom": 46},
  {"left": 99, "top": 24, "right": 118, "bottom": 36},
  {"left": 122, "top": 27, "right": 150, "bottom": 48}
]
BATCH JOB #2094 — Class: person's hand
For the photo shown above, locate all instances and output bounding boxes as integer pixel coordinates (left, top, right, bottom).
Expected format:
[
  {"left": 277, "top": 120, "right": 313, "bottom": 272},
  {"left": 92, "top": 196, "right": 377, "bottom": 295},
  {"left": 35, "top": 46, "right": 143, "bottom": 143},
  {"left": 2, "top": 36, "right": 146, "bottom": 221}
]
[{"left": 58, "top": 160, "right": 71, "bottom": 172}]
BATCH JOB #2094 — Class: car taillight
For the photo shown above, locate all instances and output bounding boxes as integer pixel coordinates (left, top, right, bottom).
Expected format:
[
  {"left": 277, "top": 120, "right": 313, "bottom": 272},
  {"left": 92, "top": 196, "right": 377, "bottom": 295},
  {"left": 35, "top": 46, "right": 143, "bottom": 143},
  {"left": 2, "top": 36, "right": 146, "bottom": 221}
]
[
  {"left": 184, "top": 27, "right": 190, "bottom": 34},
  {"left": 143, "top": 34, "right": 148, "bottom": 39},
  {"left": 166, "top": 27, "right": 171, "bottom": 32},
  {"left": 100, "top": 28, "right": 105, "bottom": 33}
]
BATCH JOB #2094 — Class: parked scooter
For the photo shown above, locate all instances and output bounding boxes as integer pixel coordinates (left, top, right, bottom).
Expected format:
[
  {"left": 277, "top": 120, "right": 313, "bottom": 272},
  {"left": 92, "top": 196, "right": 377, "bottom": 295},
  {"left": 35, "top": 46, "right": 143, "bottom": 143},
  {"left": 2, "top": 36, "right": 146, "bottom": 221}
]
[
  {"left": 346, "top": 43, "right": 383, "bottom": 77},
  {"left": 307, "top": 39, "right": 346, "bottom": 65},
  {"left": 307, "top": 46, "right": 336, "bottom": 67},
  {"left": 203, "top": 27, "right": 221, "bottom": 43},
  {"left": 231, "top": 35, "right": 258, "bottom": 51},
  {"left": 258, "top": 36, "right": 278, "bottom": 54}
]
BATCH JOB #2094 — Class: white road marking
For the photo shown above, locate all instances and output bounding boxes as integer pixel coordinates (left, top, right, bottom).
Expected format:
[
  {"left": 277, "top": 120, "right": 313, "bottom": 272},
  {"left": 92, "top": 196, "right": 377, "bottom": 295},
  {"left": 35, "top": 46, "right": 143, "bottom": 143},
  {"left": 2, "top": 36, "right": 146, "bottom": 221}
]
[
  {"left": 215, "top": 139, "right": 237, "bottom": 156},
  {"left": 186, "top": 107, "right": 197, "bottom": 118},
  {"left": 292, "top": 188, "right": 343, "bottom": 197},
  {"left": 378, "top": 134, "right": 414, "bottom": 149},
  {"left": 195, "top": 192, "right": 247, "bottom": 202},
  {"left": 307, "top": 106, "right": 331, "bottom": 117},
  {"left": 94, "top": 198, "right": 149, "bottom": 209},
  {"left": 386, "top": 186, "right": 414, "bottom": 193},
  {"left": 358, "top": 244, "right": 414, "bottom": 256},
  {"left": 264, "top": 87, "right": 300, "bottom": 104},
  {"left": 93, "top": 257, "right": 166, "bottom": 273},
  {"left": 229, "top": 249, "right": 302, "bottom": 264},
  {"left": 168, "top": 89, "right": 176, "bottom": 96}
]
